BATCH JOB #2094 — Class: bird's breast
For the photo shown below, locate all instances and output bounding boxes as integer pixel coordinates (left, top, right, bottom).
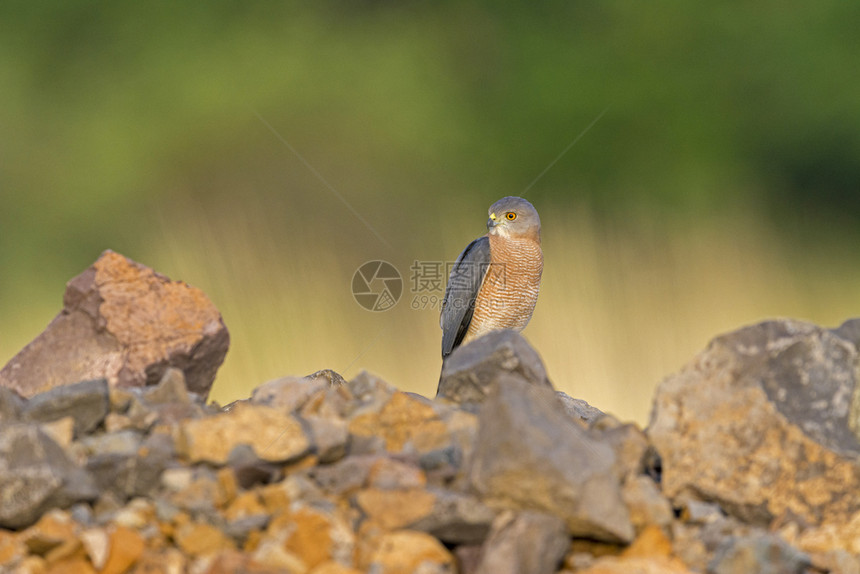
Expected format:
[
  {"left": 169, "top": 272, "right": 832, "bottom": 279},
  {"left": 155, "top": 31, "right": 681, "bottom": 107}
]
[{"left": 463, "top": 235, "right": 543, "bottom": 342}]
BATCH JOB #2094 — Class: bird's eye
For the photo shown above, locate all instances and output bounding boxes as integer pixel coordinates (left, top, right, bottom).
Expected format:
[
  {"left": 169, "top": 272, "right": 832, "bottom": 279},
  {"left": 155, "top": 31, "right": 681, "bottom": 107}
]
[{"left": 505, "top": 212, "right": 517, "bottom": 221}]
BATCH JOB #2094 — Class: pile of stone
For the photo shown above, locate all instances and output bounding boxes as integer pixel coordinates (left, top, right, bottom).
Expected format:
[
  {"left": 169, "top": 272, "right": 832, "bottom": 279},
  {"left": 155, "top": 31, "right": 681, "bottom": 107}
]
[{"left": 0, "top": 251, "right": 859, "bottom": 573}]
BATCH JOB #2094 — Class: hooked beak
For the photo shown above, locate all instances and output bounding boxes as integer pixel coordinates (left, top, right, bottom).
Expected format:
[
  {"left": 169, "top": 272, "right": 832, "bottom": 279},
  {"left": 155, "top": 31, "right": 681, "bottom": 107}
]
[{"left": 487, "top": 212, "right": 500, "bottom": 229}]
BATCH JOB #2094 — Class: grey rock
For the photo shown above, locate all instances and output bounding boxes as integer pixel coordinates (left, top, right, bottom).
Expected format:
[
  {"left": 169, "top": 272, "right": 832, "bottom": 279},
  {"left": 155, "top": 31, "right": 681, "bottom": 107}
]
[
  {"left": 467, "top": 375, "right": 634, "bottom": 543},
  {"left": 251, "top": 375, "right": 329, "bottom": 413},
  {"left": 0, "top": 386, "right": 25, "bottom": 422},
  {"left": 22, "top": 378, "right": 109, "bottom": 437},
  {"left": 226, "top": 444, "right": 283, "bottom": 489},
  {"left": 78, "top": 429, "right": 143, "bottom": 457},
  {"left": 649, "top": 318, "right": 860, "bottom": 531},
  {"left": 708, "top": 534, "right": 810, "bottom": 574},
  {"left": 303, "top": 415, "right": 349, "bottom": 463},
  {"left": 348, "top": 370, "right": 397, "bottom": 408},
  {"left": 556, "top": 391, "right": 606, "bottom": 425},
  {"left": 473, "top": 511, "right": 569, "bottom": 574},
  {"left": 309, "top": 455, "right": 378, "bottom": 495},
  {"left": 86, "top": 432, "right": 175, "bottom": 499},
  {"left": 437, "top": 330, "right": 552, "bottom": 404},
  {"left": 410, "top": 488, "right": 498, "bottom": 544},
  {"left": 0, "top": 423, "right": 98, "bottom": 529},
  {"left": 140, "top": 367, "right": 191, "bottom": 406},
  {"left": 621, "top": 475, "right": 674, "bottom": 530}
]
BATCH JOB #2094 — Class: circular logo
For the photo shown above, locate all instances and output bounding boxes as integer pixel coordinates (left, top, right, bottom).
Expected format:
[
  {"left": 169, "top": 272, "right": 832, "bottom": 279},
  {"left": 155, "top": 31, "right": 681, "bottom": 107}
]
[{"left": 352, "top": 260, "right": 403, "bottom": 311}]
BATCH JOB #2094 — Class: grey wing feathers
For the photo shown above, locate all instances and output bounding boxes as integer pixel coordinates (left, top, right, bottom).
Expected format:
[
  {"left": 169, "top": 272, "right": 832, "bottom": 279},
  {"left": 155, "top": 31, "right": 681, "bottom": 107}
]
[{"left": 440, "top": 236, "right": 491, "bottom": 358}]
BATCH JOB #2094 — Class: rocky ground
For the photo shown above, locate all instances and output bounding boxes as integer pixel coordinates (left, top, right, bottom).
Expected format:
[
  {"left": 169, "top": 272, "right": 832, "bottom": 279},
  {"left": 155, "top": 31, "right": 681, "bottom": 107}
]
[{"left": 1, "top": 250, "right": 859, "bottom": 573}]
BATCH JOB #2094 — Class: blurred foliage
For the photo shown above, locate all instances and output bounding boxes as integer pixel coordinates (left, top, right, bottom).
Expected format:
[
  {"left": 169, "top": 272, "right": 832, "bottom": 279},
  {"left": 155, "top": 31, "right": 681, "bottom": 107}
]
[{"left": 1, "top": 2, "right": 859, "bottom": 421}]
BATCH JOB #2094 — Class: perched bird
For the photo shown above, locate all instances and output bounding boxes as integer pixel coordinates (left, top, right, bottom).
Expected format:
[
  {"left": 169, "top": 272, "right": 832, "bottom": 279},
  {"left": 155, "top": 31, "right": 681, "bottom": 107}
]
[{"left": 440, "top": 196, "right": 543, "bottom": 358}]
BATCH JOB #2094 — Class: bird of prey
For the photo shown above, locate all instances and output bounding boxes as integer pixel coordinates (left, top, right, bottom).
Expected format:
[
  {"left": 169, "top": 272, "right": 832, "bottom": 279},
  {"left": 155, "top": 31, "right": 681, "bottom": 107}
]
[{"left": 440, "top": 196, "right": 543, "bottom": 358}]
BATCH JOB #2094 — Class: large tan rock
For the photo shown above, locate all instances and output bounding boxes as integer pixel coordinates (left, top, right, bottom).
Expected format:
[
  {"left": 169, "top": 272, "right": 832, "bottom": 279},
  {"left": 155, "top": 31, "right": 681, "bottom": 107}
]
[
  {"left": 0, "top": 250, "right": 229, "bottom": 398},
  {"left": 649, "top": 319, "right": 860, "bottom": 540}
]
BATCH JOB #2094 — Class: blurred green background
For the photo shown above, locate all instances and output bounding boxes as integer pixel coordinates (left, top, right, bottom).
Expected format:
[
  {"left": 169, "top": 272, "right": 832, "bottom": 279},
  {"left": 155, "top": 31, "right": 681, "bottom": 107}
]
[{"left": 2, "top": 2, "right": 859, "bottom": 423}]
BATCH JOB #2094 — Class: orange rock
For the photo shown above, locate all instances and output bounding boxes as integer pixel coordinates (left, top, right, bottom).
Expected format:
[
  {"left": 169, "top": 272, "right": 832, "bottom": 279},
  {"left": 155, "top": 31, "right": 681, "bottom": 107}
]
[
  {"left": 0, "top": 529, "right": 27, "bottom": 564},
  {"left": 126, "top": 548, "right": 187, "bottom": 573},
  {"left": 282, "top": 506, "right": 334, "bottom": 569},
  {"left": 178, "top": 402, "right": 310, "bottom": 464},
  {"left": 354, "top": 488, "right": 436, "bottom": 530},
  {"left": 0, "top": 250, "right": 229, "bottom": 398},
  {"left": 259, "top": 483, "right": 291, "bottom": 514},
  {"left": 622, "top": 525, "right": 674, "bottom": 559},
  {"left": 308, "top": 561, "right": 362, "bottom": 574},
  {"left": 45, "top": 557, "right": 97, "bottom": 574},
  {"left": 21, "top": 510, "right": 78, "bottom": 556},
  {"left": 216, "top": 468, "right": 239, "bottom": 509},
  {"left": 348, "top": 392, "right": 449, "bottom": 453},
  {"left": 575, "top": 555, "right": 694, "bottom": 574},
  {"left": 174, "top": 522, "right": 234, "bottom": 557},
  {"left": 224, "top": 491, "right": 267, "bottom": 522},
  {"left": 101, "top": 525, "right": 145, "bottom": 574},
  {"left": 199, "top": 549, "right": 284, "bottom": 574},
  {"left": 367, "top": 458, "right": 426, "bottom": 489},
  {"left": 366, "top": 530, "right": 454, "bottom": 574}
]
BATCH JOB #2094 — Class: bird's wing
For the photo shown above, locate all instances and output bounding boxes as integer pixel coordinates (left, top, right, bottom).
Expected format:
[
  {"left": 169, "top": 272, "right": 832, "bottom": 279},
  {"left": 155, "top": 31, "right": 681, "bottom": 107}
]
[{"left": 440, "top": 236, "right": 491, "bottom": 358}]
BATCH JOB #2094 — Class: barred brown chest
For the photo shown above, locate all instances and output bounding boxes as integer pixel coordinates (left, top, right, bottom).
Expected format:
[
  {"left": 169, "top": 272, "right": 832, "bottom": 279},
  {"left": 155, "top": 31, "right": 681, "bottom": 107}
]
[{"left": 463, "top": 233, "right": 543, "bottom": 345}]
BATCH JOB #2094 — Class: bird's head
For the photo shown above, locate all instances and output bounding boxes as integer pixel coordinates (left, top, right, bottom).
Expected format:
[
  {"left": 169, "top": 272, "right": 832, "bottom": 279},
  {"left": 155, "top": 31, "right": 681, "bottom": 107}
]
[{"left": 487, "top": 196, "right": 541, "bottom": 240}]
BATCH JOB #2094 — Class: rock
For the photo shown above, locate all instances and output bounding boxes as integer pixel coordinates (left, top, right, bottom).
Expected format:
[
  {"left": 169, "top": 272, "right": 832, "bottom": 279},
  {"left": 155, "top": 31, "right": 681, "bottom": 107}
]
[
  {"left": 40, "top": 416, "right": 76, "bottom": 449},
  {"left": 101, "top": 525, "right": 145, "bottom": 574},
  {"left": 437, "top": 330, "right": 552, "bottom": 403},
  {"left": 473, "top": 511, "right": 569, "bottom": 574},
  {"left": 348, "top": 371, "right": 397, "bottom": 410},
  {"left": 0, "top": 386, "right": 25, "bottom": 421},
  {"left": 409, "top": 488, "right": 498, "bottom": 545},
  {"left": 79, "top": 528, "right": 109, "bottom": 570},
  {"left": 0, "top": 424, "right": 98, "bottom": 529},
  {"left": 709, "top": 534, "right": 810, "bottom": 574},
  {"left": 20, "top": 509, "right": 78, "bottom": 556},
  {"left": 175, "top": 522, "right": 234, "bottom": 557},
  {"left": 251, "top": 372, "right": 333, "bottom": 413},
  {"left": 21, "top": 379, "right": 109, "bottom": 437},
  {"left": 85, "top": 432, "right": 175, "bottom": 500},
  {"left": 310, "top": 455, "right": 379, "bottom": 495},
  {"left": 304, "top": 415, "right": 349, "bottom": 463},
  {"left": 621, "top": 475, "right": 674, "bottom": 531},
  {"left": 201, "top": 549, "right": 282, "bottom": 574},
  {"left": 572, "top": 526, "right": 694, "bottom": 574},
  {"left": 355, "top": 488, "right": 437, "bottom": 530},
  {"left": 348, "top": 391, "right": 451, "bottom": 455},
  {"left": 0, "top": 250, "right": 229, "bottom": 398},
  {"left": 273, "top": 504, "right": 355, "bottom": 570},
  {"left": 178, "top": 402, "right": 310, "bottom": 465},
  {"left": 648, "top": 318, "right": 860, "bottom": 532},
  {"left": 556, "top": 391, "right": 607, "bottom": 425},
  {"left": 364, "top": 530, "right": 455, "bottom": 574},
  {"left": 467, "top": 375, "right": 634, "bottom": 543}
]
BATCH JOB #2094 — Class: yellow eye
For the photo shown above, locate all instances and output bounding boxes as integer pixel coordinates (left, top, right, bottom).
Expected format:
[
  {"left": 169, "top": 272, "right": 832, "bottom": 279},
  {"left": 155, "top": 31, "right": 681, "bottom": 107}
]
[{"left": 505, "top": 212, "right": 517, "bottom": 221}]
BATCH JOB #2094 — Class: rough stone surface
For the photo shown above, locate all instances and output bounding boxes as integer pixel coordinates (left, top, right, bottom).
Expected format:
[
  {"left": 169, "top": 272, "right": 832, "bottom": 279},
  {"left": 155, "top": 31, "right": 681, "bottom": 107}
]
[
  {"left": 437, "top": 329, "right": 552, "bottom": 403},
  {"left": 556, "top": 390, "right": 607, "bottom": 425},
  {"left": 649, "top": 318, "right": 860, "bottom": 535},
  {"left": 467, "top": 375, "right": 634, "bottom": 543},
  {"left": 178, "top": 402, "right": 310, "bottom": 465},
  {"left": 709, "top": 534, "right": 810, "bottom": 574},
  {"left": 21, "top": 378, "right": 109, "bottom": 436},
  {"left": 473, "top": 511, "right": 569, "bottom": 574},
  {"left": 0, "top": 250, "right": 229, "bottom": 398},
  {"left": 0, "top": 424, "right": 98, "bottom": 529},
  {"left": 0, "top": 255, "right": 856, "bottom": 574}
]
